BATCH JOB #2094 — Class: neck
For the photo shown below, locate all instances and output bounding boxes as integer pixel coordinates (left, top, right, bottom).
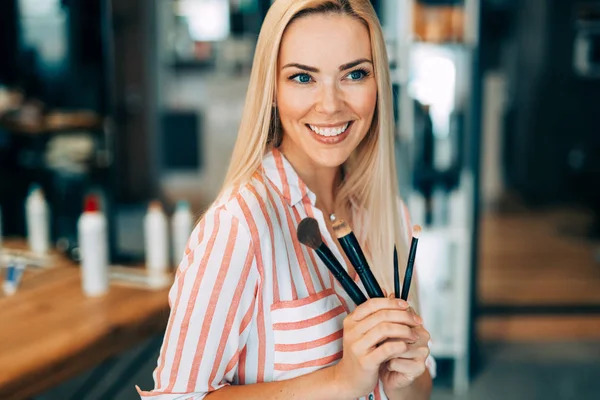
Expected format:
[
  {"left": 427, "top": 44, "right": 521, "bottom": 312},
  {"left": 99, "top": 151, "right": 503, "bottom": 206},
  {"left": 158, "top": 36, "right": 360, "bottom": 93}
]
[{"left": 278, "top": 146, "right": 341, "bottom": 215}]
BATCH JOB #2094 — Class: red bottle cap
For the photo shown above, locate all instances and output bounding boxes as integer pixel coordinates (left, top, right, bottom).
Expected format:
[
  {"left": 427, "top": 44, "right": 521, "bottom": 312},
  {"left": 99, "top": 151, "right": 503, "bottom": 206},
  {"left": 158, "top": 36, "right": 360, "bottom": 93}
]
[{"left": 84, "top": 194, "right": 100, "bottom": 213}]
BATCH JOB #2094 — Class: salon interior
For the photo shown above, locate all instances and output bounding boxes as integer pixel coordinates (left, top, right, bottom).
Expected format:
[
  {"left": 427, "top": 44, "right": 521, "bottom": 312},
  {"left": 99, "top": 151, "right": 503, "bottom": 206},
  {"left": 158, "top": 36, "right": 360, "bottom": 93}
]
[{"left": 0, "top": 0, "right": 599, "bottom": 399}]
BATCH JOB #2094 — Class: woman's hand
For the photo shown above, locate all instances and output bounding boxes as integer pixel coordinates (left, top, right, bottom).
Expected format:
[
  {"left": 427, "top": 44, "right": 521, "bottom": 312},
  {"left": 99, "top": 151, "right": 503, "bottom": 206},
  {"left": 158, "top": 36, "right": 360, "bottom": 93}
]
[
  {"left": 378, "top": 305, "right": 431, "bottom": 397},
  {"left": 332, "top": 298, "right": 422, "bottom": 399}
]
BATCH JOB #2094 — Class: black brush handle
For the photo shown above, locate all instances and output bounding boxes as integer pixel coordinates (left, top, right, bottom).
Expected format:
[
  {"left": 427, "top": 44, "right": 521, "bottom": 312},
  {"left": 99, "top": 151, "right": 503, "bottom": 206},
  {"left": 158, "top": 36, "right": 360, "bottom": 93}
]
[
  {"left": 394, "top": 246, "right": 400, "bottom": 299},
  {"left": 338, "top": 233, "right": 384, "bottom": 298},
  {"left": 401, "top": 237, "right": 419, "bottom": 301},
  {"left": 316, "top": 244, "right": 367, "bottom": 305}
]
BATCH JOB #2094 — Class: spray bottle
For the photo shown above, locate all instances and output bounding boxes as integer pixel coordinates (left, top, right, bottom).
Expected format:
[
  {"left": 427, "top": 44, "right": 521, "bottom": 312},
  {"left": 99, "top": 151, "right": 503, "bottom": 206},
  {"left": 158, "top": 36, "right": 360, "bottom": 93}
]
[
  {"left": 144, "top": 200, "right": 169, "bottom": 274},
  {"left": 26, "top": 184, "right": 50, "bottom": 255},
  {"left": 77, "top": 194, "right": 109, "bottom": 297},
  {"left": 171, "top": 200, "right": 193, "bottom": 266}
]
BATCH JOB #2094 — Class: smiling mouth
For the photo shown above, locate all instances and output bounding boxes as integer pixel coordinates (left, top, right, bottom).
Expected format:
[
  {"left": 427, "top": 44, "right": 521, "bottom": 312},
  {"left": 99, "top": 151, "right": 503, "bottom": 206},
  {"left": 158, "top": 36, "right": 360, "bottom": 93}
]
[{"left": 307, "top": 122, "right": 352, "bottom": 137}]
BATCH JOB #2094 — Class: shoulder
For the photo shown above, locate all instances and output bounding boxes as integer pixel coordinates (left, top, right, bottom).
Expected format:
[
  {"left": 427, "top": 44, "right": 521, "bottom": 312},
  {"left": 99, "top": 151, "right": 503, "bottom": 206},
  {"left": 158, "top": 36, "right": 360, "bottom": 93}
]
[
  {"left": 196, "top": 173, "right": 276, "bottom": 245},
  {"left": 184, "top": 203, "right": 252, "bottom": 264},
  {"left": 227, "top": 172, "right": 275, "bottom": 224},
  {"left": 180, "top": 188, "right": 266, "bottom": 277}
]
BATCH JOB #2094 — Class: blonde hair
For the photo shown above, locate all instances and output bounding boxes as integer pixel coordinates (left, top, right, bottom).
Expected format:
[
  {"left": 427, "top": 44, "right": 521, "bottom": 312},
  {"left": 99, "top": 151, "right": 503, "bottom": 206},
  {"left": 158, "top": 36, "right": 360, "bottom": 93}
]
[{"left": 220, "top": 0, "right": 411, "bottom": 300}]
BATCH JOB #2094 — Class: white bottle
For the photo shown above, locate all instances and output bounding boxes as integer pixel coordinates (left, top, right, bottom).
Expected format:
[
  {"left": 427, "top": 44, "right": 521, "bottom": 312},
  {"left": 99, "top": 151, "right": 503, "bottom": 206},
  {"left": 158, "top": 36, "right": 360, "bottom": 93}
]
[
  {"left": 78, "top": 194, "right": 109, "bottom": 297},
  {"left": 171, "top": 200, "right": 193, "bottom": 266},
  {"left": 144, "top": 201, "right": 169, "bottom": 274},
  {"left": 26, "top": 184, "right": 50, "bottom": 255}
]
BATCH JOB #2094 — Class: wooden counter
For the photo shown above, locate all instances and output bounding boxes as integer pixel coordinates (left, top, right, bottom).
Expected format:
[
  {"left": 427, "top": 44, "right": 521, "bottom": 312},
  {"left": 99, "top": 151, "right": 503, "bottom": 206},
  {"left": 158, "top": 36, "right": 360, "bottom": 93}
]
[
  {"left": 477, "top": 208, "right": 600, "bottom": 341},
  {"left": 0, "top": 241, "right": 171, "bottom": 400},
  {"left": 479, "top": 208, "right": 600, "bottom": 306}
]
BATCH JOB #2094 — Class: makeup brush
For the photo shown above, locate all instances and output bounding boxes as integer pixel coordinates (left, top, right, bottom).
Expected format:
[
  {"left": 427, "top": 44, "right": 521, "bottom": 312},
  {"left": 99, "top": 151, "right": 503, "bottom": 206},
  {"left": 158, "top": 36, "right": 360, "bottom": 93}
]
[
  {"left": 331, "top": 217, "right": 384, "bottom": 298},
  {"left": 297, "top": 218, "right": 367, "bottom": 305},
  {"left": 394, "top": 246, "right": 400, "bottom": 298},
  {"left": 400, "top": 225, "right": 421, "bottom": 301}
]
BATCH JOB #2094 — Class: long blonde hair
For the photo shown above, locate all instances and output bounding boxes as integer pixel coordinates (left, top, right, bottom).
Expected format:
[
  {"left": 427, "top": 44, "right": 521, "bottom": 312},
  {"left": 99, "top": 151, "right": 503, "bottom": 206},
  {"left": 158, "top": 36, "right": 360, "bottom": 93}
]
[{"left": 220, "top": 0, "right": 410, "bottom": 297}]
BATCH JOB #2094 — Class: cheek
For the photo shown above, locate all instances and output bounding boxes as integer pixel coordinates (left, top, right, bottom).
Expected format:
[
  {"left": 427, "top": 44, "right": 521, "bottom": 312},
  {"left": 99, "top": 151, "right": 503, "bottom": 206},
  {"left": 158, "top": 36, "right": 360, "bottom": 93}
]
[
  {"left": 347, "top": 83, "right": 377, "bottom": 134},
  {"left": 353, "top": 84, "right": 377, "bottom": 117},
  {"left": 277, "top": 85, "right": 313, "bottom": 122}
]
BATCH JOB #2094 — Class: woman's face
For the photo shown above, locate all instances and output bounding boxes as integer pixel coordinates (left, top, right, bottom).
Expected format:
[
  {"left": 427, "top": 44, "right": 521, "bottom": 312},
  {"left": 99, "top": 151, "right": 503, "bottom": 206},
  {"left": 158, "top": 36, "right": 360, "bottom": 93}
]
[{"left": 276, "top": 13, "right": 377, "bottom": 170}]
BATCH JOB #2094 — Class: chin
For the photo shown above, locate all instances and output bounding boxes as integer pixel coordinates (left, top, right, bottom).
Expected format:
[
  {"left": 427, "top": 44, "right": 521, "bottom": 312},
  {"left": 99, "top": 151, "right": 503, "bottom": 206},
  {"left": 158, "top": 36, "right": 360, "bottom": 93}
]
[{"left": 310, "top": 149, "right": 352, "bottom": 169}]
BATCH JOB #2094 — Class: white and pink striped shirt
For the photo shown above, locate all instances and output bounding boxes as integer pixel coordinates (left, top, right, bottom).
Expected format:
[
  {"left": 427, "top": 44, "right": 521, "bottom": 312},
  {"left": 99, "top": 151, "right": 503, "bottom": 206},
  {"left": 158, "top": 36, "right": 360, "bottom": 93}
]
[{"left": 138, "top": 148, "right": 433, "bottom": 400}]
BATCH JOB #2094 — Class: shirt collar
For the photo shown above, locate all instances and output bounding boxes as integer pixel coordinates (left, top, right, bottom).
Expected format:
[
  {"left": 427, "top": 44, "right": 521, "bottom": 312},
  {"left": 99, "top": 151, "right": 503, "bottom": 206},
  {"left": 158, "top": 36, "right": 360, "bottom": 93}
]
[{"left": 262, "top": 147, "right": 317, "bottom": 207}]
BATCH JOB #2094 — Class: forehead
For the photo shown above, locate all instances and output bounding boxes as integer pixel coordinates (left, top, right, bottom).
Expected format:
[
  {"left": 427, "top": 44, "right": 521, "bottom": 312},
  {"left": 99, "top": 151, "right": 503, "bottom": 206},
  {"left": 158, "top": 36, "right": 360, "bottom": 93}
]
[{"left": 279, "top": 13, "right": 372, "bottom": 66}]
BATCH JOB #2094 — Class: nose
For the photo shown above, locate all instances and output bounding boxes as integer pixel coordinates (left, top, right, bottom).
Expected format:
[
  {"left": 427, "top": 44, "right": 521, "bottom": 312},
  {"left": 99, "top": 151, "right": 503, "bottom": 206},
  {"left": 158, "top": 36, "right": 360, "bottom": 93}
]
[{"left": 315, "top": 81, "right": 344, "bottom": 115}]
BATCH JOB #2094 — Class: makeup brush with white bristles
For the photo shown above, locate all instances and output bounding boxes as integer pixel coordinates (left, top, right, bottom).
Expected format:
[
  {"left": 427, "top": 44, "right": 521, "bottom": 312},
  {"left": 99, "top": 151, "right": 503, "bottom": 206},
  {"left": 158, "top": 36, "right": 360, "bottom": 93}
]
[{"left": 400, "top": 225, "right": 421, "bottom": 301}]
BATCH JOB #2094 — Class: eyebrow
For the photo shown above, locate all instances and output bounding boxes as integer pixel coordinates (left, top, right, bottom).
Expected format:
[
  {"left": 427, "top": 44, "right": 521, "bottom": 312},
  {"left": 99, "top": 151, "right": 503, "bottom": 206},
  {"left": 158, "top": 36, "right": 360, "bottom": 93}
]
[{"left": 281, "top": 58, "right": 372, "bottom": 73}]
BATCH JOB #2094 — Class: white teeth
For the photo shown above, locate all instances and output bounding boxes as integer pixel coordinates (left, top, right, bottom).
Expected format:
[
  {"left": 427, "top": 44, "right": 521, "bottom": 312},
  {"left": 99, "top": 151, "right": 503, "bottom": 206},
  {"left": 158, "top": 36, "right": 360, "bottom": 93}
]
[{"left": 308, "top": 123, "right": 349, "bottom": 137}]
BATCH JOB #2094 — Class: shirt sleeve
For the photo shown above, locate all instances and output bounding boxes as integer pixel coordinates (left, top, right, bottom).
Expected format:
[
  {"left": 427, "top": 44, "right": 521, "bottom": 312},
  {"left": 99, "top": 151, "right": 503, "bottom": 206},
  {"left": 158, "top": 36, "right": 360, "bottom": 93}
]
[{"left": 137, "top": 206, "right": 260, "bottom": 399}]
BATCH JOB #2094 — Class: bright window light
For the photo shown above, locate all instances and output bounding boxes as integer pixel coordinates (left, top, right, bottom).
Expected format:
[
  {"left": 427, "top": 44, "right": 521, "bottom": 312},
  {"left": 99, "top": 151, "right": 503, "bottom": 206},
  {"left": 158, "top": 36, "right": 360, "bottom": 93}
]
[
  {"left": 408, "top": 47, "right": 457, "bottom": 138},
  {"left": 177, "top": 0, "right": 230, "bottom": 42}
]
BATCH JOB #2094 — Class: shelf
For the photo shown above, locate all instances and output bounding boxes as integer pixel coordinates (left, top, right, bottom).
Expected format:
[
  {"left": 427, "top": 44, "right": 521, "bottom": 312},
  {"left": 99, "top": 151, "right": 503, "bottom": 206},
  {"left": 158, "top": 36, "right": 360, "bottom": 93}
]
[{"left": 0, "top": 111, "right": 104, "bottom": 136}]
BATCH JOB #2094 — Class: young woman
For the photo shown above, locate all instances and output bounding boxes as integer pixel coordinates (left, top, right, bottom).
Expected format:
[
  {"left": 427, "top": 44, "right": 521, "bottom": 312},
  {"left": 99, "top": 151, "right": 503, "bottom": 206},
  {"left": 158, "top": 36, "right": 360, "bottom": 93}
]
[{"left": 139, "top": 1, "right": 434, "bottom": 399}]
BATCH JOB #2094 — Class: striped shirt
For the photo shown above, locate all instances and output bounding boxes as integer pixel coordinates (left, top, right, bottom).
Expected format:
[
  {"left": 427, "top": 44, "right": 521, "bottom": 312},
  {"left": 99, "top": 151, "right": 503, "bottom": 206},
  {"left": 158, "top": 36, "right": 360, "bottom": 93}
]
[{"left": 138, "top": 148, "right": 434, "bottom": 400}]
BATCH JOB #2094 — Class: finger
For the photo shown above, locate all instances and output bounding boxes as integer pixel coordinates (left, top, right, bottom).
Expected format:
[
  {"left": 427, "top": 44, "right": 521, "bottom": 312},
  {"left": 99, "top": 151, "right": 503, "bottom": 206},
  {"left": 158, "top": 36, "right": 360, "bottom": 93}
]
[
  {"left": 405, "top": 329, "right": 430, "bottom": 346},
  {"left": 354, "top": 309, "right": 421, "bottom": 336},
  {"left": 411, "top": 325, "right": 431, "bottom": 344},
  {"left": 386, "top": 358, "right": 427, "bottom": 377},
  {"left": 354, "top": 323, "right": 418, "bottom": 353},
  {"left": 365, "top": 339, "right": 409, "bottom": 365},
  {"left": 407, "top": 307, "right": 423, "bottom": 325},
  {"left": 389, "top": 344, "right": 430, "bottom": 360},
  {"left": 351, "top": 298, "right": 410, "bottom": 322}
]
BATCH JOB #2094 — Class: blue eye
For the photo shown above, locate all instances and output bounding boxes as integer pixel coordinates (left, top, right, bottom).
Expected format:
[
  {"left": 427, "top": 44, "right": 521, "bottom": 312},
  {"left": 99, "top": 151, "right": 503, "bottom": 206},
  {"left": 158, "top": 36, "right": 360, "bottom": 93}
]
[
  {"left": 347, "top": 69, "right": 369, "bottom": 80},
  {"left": 291, "top": 73, "right": 312, "bottom": 84}
]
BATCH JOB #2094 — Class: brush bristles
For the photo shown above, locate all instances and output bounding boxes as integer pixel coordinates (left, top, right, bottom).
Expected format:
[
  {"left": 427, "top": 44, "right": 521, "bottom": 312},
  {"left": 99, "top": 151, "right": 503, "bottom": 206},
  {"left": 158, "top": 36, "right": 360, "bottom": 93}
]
[
  {"left": 331, "top": 218, "right": 352, "bottom": 238},
  {"left": 412, "top": 225, "right": 422, "bottom": 239},
  {"left": 297, "top": 218, "right": 323, "bottom": 250}
]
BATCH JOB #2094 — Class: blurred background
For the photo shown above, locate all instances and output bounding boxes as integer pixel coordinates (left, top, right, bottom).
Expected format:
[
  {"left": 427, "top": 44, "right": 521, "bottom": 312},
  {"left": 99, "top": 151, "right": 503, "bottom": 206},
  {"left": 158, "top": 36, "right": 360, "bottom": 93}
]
[{"left": 0, "top": 0, "right": 599, "bottom": 399}]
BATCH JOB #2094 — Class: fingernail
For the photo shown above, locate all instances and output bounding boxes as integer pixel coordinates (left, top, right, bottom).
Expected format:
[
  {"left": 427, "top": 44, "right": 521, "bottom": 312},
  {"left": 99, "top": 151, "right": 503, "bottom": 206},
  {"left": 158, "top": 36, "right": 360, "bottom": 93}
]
[
  {"left": 398, "top": 300, "right": 409, "bottom": 308},
  {"left": 414, "top": 315, "right": 423, "bottom": 324}
]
